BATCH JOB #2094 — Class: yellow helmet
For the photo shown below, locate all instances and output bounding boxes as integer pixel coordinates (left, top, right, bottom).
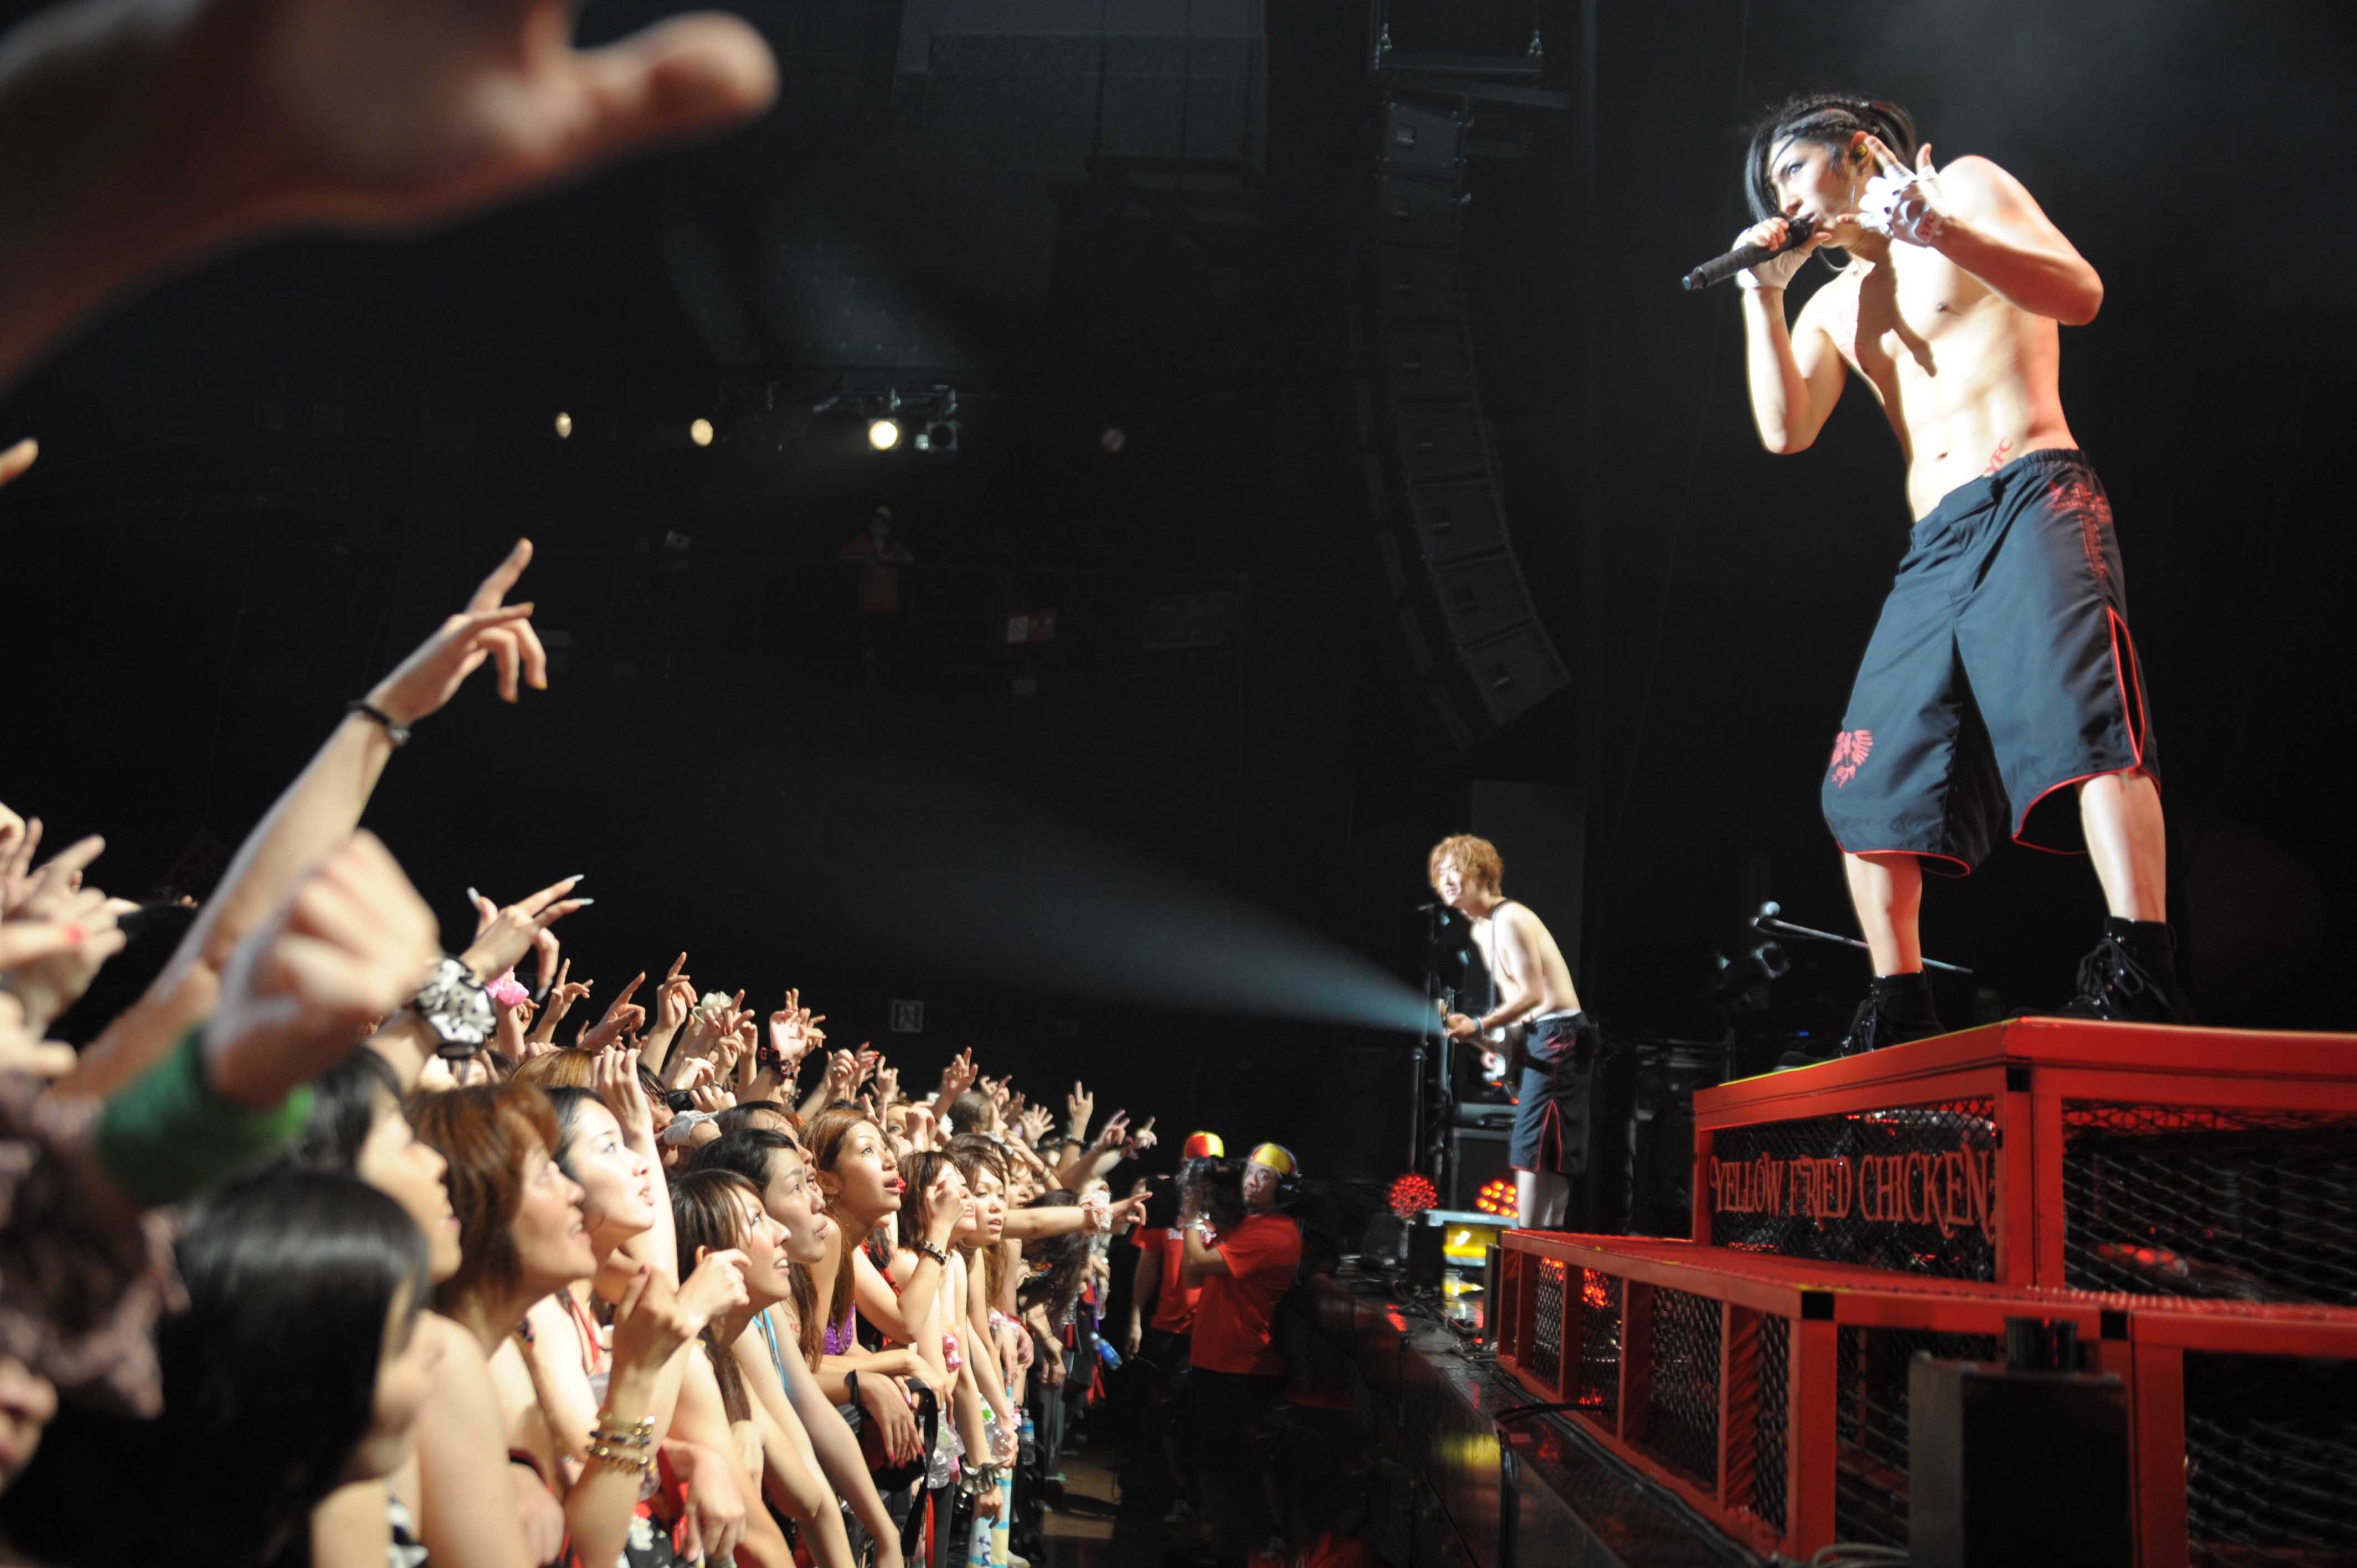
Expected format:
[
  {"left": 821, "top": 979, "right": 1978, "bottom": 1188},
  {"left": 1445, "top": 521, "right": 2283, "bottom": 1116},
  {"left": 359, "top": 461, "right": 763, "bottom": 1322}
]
[{"left": 1246, "top": 1142, "right": 1298, "bottom": 1177}]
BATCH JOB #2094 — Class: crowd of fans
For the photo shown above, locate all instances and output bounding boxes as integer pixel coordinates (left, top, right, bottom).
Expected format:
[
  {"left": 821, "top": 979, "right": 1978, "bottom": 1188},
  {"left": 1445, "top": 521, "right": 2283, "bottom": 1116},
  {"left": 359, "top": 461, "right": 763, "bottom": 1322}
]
[
  {"left": 0, "top": 3, "right": 1355, "bottom": 1565},
  {"left": 0, "top": 535, "right": 1330, "bottom": 1568}
]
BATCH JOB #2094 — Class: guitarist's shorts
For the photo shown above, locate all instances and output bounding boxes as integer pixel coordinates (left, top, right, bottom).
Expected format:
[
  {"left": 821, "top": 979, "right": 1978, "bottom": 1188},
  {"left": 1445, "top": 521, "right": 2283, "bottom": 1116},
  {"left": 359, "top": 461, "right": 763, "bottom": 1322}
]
[{"left": 1509, "top": 1010, "right": 1601, "bottom": 1175}]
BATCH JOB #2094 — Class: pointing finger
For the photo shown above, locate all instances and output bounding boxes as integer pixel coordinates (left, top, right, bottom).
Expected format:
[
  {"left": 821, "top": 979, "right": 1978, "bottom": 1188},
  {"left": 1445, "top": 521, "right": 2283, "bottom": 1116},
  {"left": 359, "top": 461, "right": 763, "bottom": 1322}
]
[{"left": 470, "top": 538, "right": 533, "bottom": 611}]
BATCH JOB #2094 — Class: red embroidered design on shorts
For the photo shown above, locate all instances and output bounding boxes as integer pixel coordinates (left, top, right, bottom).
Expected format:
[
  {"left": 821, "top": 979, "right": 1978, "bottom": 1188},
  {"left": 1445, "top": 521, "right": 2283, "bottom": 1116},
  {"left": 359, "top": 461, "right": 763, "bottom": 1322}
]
[
  {"left": 1829, "top": 729, "right": 1874, "bottom": 788},
  {"left": 2049, "top": 478, "right": 2114, "bottom": 582}
]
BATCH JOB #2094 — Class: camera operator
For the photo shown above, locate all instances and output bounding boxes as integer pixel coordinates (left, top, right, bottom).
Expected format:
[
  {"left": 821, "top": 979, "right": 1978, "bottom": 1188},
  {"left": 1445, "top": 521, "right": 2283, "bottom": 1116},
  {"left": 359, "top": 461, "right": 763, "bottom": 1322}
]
[{"left": 1180, "top": 1143, "right": 1303, "bottom": 1559}]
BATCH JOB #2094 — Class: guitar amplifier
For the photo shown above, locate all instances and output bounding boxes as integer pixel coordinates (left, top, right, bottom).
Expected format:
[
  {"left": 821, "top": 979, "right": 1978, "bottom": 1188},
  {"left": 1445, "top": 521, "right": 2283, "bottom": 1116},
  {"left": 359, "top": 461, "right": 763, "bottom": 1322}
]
[{"left": 1445, "top": 1126, "right": 1512, "bottom": 1211}]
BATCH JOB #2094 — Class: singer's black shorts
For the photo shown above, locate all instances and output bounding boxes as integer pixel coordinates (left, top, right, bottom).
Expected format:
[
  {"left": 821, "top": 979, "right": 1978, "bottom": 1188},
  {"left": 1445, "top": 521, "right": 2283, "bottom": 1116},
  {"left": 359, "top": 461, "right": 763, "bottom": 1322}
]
[
  {"left": 1820, "top": 448, "right": 2156, "bottom": 873},
  {"left": 1509, "top": 1011, "right": 1601, "bottom": 1175}
]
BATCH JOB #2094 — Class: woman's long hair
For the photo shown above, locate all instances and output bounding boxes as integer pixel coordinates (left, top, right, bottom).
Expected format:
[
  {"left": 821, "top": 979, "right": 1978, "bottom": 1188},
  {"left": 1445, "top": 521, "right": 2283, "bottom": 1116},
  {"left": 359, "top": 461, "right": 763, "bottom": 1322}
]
[
  {"left": 690, "top": 1128, "right": 824, "bottom": 1368},
  {"left": 3, "top": 1170, "right": 430, "bottom": 1567},
  {"left": 670, "top": 1169, "right": 760, "bottom": 1425},
  {"left": 801, "top": 1106, "right": 888, "bottom": 1345},
  {"left": 945, "top": 1134, "right": 1012, "bottom": 1307},
  {"left": 1018, "top": 1188, "right": 1092, "bottom": 1329},
  {"left": 409, "top": 1082, "right": 563, "bottom": 1317},
  {"left": 893, "top": 1149, "right": 952, "bottom": 1255}
]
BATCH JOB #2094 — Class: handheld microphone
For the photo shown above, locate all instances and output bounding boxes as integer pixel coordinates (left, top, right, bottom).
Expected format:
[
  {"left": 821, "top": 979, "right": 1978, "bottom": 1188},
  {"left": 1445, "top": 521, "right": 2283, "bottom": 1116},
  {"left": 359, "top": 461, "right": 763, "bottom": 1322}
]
[{"left": 1681, "top": 216, "right": 1816, "bottom": 292}]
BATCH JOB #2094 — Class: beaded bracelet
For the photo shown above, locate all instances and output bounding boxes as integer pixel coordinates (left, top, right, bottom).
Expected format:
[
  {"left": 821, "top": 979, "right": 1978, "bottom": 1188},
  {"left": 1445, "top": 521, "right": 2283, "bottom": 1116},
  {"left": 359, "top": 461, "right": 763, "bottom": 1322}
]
[{"left": 585, "top": 1412, "right": 656, "bottom": 1479}]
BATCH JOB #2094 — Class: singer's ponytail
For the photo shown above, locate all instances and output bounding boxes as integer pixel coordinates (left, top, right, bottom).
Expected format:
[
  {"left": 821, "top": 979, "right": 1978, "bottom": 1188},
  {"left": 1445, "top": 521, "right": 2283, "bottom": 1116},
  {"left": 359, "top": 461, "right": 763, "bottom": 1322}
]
[{"left": 1743, "top": 92, "right": 1921, "bottom": 223}]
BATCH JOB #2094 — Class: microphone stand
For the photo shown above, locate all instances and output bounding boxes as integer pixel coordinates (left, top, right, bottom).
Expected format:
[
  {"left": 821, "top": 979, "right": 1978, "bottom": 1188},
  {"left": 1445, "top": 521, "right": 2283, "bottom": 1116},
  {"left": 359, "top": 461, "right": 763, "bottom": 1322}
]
[
  {"left": 1414, "top": 903, "right": 1445, "bottom": 1181},
  {"left": 1749, "top": 901, "right": 1974, "bottom": 976}
]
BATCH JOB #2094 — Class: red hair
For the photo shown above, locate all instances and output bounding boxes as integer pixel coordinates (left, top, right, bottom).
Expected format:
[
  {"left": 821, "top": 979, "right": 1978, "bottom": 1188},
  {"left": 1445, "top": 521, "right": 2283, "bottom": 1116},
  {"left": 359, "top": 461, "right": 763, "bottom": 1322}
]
[
  {"left": 1427, "top": 833, "right": 1504, "bottom": 892},
  {"left": 410, "top": 1084, "right": 561, "bottom": 1314}
]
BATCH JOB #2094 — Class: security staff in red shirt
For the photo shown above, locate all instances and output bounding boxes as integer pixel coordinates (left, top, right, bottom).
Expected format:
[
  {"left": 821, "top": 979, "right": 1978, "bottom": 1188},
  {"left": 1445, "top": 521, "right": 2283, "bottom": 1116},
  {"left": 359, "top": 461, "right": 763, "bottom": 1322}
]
[{"left": 1129, "top": 1131, "right": 1221, "bottom": 1528}]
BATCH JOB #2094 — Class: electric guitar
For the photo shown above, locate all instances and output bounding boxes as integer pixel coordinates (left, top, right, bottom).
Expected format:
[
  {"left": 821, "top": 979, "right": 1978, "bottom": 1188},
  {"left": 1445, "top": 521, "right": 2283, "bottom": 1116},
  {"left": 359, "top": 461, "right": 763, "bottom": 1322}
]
[{"left": 1438, "top": 990, "right": 1527, "bottom": 1085}]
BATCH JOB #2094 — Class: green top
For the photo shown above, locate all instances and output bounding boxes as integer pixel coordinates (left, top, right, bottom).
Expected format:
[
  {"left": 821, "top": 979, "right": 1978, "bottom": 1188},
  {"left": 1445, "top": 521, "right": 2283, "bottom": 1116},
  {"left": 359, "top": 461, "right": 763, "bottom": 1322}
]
[{"left": 94, "top": 1028, "right": 313, "bottom": 1208}]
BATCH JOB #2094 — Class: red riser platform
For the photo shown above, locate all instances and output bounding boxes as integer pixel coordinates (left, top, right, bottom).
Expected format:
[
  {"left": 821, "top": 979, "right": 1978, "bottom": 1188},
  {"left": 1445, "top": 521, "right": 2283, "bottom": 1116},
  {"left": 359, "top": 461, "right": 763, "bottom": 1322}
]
[
  {"left": 1493, "top": 1233, "right": 2357, "bottom": 1568},
  {"left": 1689, "top": 1018, "right": 2357, "bottom": 1305}
]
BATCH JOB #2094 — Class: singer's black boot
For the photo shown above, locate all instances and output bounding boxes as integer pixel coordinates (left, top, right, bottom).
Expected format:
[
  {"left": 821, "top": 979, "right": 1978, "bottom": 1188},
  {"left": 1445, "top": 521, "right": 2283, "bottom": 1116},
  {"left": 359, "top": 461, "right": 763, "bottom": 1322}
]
[
  {"left": 2059, "top": 918, "right": 2197, "bottom": 1025},
  {"left": 1778, "top": 972, "right": 1946, "bottom": 1069}
]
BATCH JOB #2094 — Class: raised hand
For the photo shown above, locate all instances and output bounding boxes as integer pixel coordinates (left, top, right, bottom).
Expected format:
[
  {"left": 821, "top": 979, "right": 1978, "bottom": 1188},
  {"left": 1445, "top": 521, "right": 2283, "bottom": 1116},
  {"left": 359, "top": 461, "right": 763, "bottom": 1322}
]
[
  {"left": 460, "top": 874, "right": 588, "bottom": 981},
  {"left": 1128, "top": 1116, "right": 1159, "bottom": 1154},
  {"left": 495, "top": 997, "right": 532, "bottom": 1057},
  {"left": 1017, "top": 1105, "right": 1053, "bottom": 1146},
  {"left": 609, "top": 1266, "right": 704, "bottom": 1374},
  {"left": 204, "top": 831, "right": 441, "bottom": 1107},
  {"left": 0, "top": 842, "right": 132, "bottom": 1035},
  {"left": 1066, "top": 1080, "right": 1094, "bottom": 1139},
  {"left": 185, "top": 0, "right": 779, "bottom": 235},
  {"left": 936, "top": 1047, "right": 976, "bottom": 1103},
  {"left": 824, "top": 1048, "right": 860, "bottom": 1099},
  {"left": 1107, "top": 1183, "right": 1152, "bottom": 1231},
  {"left": 366, "top": 540, "right": 547, "bottom": 726},
  {"left": 575, "top": 971, "right": 645, "bottom": 1052},
  {"left": 531, "top": 962, "right": 589, "bottom": 1042},
  {"left": 675, "top": 1247, "right": 752, "bottom": 1329},
  {"left": 1731, "top": 215, "right": 1821, "bottom": 291},
  {"left": 529, "top": 922, "right": 563, "bottom": 1002},
  {"left": 1858, "top": 135, "right": 1949, "bottom": 246},
  {"left": 0, "top": 992, "right": 74, "bottom": 1079},
  {"left": 594, "top": 1044, "right": 656, "bottom": 1146},
  {"left": 0, "top": 814, "right": 42, "bottom": 918},
  {"left": 0, "top": 437, "right": 35, "bottom": 489},
  {"left": 652, "top": 955, "right": 696, "bottom": 1034}
]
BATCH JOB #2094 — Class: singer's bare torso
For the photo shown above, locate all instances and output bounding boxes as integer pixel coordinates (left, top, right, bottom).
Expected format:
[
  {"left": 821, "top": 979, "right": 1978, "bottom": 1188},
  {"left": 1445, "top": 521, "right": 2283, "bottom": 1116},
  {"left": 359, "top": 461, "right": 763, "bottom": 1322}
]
[
  {"left": 1793, "top": 229, "right": 2077, "bottom": 519},
  {"left": 1471, "top": 902, "right": 1582, "bottom": 1021}
]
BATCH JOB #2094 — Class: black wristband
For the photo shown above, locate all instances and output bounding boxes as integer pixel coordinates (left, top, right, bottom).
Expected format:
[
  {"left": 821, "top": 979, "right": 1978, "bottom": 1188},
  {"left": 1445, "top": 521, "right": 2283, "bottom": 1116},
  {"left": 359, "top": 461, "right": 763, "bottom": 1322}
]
[{"left": 345, "top": 700, "right": 411, "bottom": 746}]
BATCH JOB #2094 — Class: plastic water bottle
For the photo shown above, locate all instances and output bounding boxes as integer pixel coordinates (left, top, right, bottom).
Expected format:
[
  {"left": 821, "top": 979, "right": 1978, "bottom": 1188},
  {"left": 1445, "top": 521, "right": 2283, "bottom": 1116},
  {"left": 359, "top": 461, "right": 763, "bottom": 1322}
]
[{"left": 1092, "top": 1333, "right": 1123, "bottom": 1371}]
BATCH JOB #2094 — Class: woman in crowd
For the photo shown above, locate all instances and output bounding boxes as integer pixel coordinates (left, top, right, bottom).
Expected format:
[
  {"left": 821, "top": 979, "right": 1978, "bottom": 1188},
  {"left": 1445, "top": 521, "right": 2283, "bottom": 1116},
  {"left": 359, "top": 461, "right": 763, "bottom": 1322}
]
[
  {"left": 287, "top": 1048, "right": 568, "bottom": 1568},
  {"left": 665, "top": 1169, "right": 856, "bottom": 1567},
  {"left": 3, "top": 1171, "right": 440, "bottom": 1567},
  {"left": 886, "top": 1152, "right": 1013, "bottom": 1557},
  {"left": 412, "top": 1081, "right": 735, "bottom": 1568},
  {"left": 687, "top": 1127, "right": 918, "bottom": 1567},
  {"left": 803, "top": 1106, "right": 975, "bottom": 1565}
]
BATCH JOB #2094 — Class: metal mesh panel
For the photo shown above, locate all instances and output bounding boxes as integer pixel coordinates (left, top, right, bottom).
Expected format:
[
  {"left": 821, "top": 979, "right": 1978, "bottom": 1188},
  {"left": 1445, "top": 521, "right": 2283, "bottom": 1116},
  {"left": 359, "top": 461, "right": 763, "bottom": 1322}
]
[
  {"left": 1527, "top": 1258, "right": 1566, "bottom": 1384},
  {"left": 1643, "top": 1288, "right": 1721, "bottom": 1488},
  {"left": 1831, "top": 1327, "right": 2001, "bottom": 1549},
  {"left": 2061, "top": 1103, "right": 2357, "bottom": 1306},
  {"left": 1576, "top": 1268, "right": 1622, "bottom": 1422},
  {"left": 1754, "top": 1314, "right": 1790, "bottom": 1534},
  {"left": 1709, "top": 1101, "right": 1999, "bottom": 1280},
  {"left": 2184, "top": 1352, "right": 2357, "bottom": 1564}
]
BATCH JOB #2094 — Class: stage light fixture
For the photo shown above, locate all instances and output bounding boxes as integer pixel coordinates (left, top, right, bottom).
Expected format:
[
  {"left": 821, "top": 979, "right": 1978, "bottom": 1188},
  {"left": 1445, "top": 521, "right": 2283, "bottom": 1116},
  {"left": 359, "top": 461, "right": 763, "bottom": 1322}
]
[
  {"left": 913, "top": 419, "right": 959, "bottom": 454},
  {"left": 553, "top": 412, "right": 573, "bottom": 440},
  {"left": 1387, "top": 1172, "right": 1439, "bottom": 1219},
  {"left": 689, "top": 418, "right": 714, "bottom": 447},
  {"left": 867, "top": 418, "right": 903, "bottom": 451}
]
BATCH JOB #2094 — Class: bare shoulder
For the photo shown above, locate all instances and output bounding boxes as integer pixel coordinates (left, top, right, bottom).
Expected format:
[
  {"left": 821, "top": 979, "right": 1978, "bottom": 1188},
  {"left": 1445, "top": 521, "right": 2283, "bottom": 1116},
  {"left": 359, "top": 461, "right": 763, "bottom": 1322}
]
[
  {"left": 1497, "top": 901, "right": 1550, "bottom": 944},
  {"left": 423, "top": 1309, "right": 490, "bottom": 1379},
  {"left": 1936, "top": 153, "right": 2041, "bottom": 218}
]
